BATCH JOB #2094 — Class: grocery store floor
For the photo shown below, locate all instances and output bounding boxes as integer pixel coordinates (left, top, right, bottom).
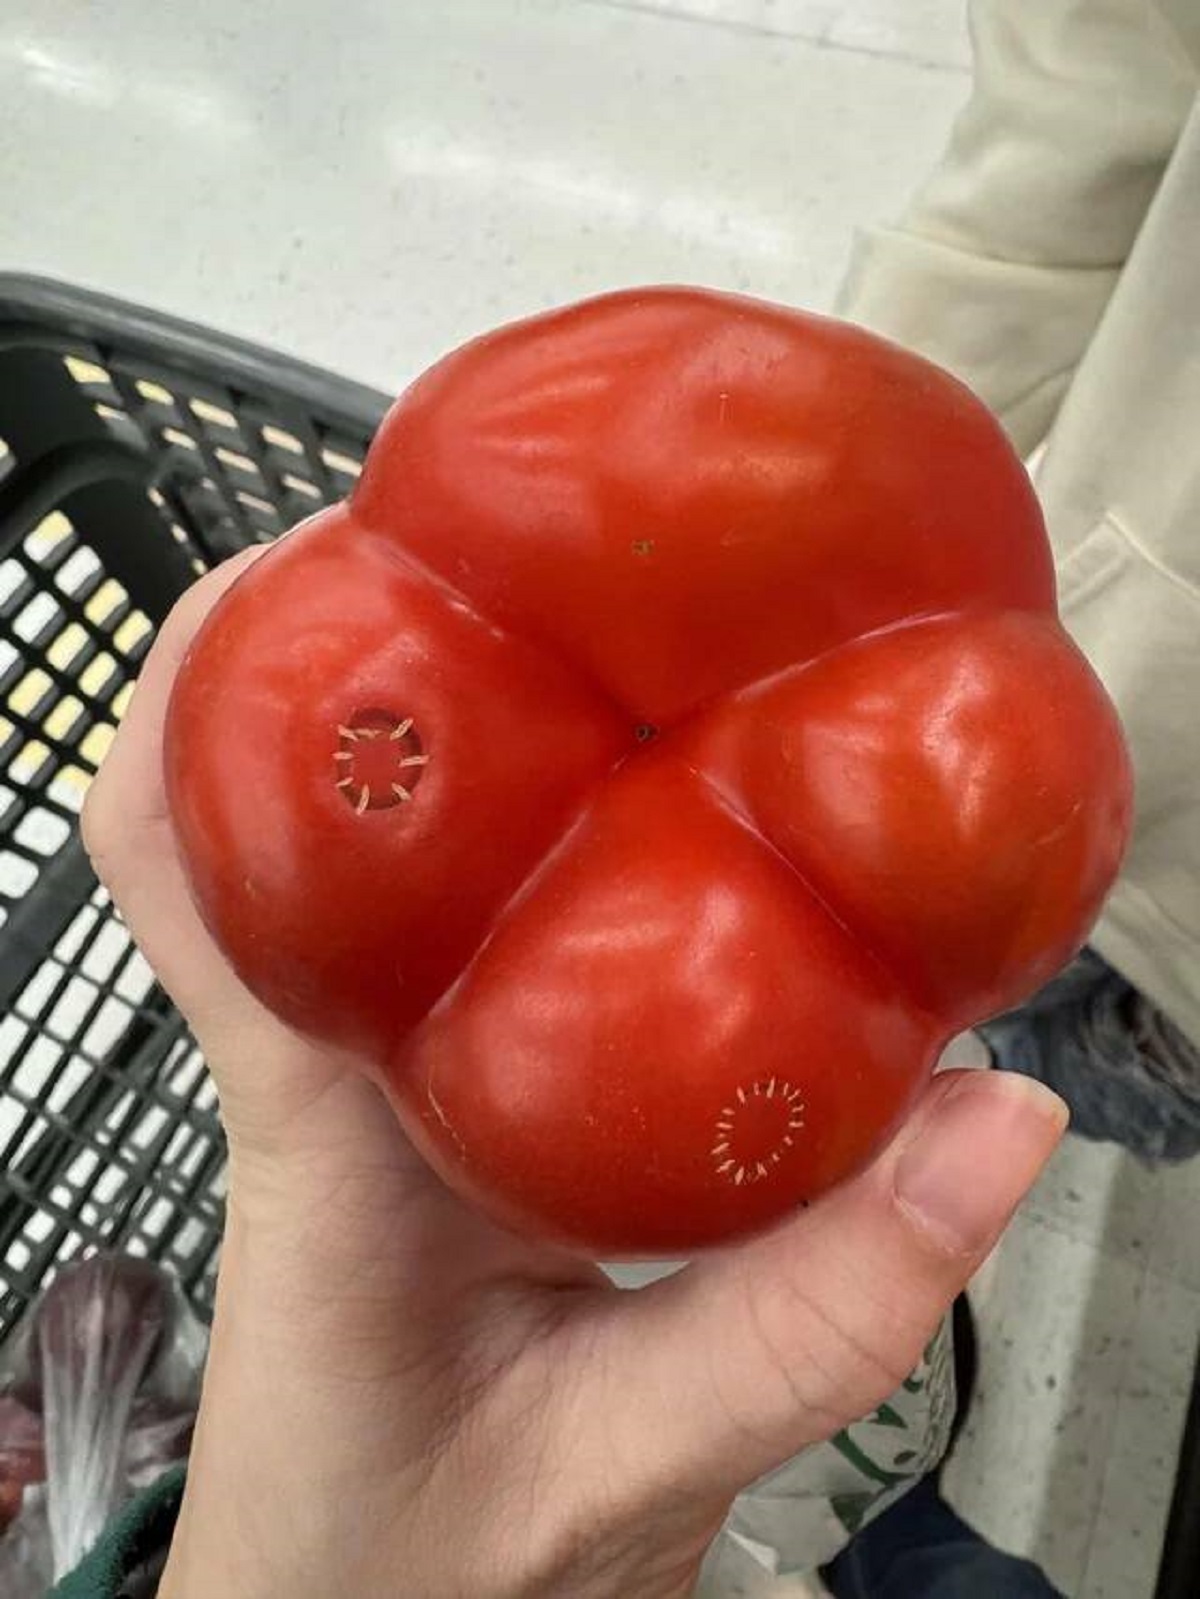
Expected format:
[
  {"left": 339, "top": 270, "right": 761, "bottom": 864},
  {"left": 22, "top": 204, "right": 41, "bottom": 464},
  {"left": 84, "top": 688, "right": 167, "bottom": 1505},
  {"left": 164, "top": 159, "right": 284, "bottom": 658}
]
[{"left": 2, "top": 3, "right": 1196, "bottom": 1595}]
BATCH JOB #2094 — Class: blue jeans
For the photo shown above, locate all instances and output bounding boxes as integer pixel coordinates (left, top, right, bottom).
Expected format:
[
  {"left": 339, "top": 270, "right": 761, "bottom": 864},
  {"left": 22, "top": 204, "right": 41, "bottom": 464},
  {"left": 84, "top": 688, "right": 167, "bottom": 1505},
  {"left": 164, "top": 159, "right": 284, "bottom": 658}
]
[
  {"left": 980, "top": 948, "right": 1200, "bottom": 1163},
  {"left": 823, "top": 1476, "right": 1063, "bottom": 1598}
]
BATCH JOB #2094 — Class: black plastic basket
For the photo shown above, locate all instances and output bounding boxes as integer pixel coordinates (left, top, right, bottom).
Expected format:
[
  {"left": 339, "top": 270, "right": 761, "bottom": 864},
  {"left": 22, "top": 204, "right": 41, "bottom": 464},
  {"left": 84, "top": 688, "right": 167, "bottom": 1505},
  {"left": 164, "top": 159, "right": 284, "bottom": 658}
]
[{"left": 0, "top": 275, "right": 387, "bottom": 1337}]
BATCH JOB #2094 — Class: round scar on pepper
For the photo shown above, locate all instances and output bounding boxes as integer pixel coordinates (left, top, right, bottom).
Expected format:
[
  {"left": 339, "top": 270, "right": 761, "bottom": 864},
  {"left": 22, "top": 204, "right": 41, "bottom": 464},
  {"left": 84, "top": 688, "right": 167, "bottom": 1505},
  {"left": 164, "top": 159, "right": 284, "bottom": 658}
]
[{"left": 165, "top": 287, "right": 1132, "bottom": 1255}]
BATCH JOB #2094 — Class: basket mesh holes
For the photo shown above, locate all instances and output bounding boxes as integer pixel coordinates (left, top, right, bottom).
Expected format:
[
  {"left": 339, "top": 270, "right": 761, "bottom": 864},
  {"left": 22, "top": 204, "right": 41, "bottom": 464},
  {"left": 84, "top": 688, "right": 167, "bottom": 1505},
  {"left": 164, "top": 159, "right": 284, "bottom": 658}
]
[
  {"left": 62, "top": 354, "right": 115, "bottom": 393},
  {"left": 131, "top": 1105, "right": 169, "bottom": 1151},
  {"left": 24, "top": 1210, "right": 55, "bottom": 1247},
  {"left": 0, "top": 558, "right": 24, "bottom": 607},
  {"left": 12, "top": 806, "right": 71, "bottom": 857},
  {"left": 91, "top": 1166, "right": 125, "bottom": 1208},
  {"left": 80, "top": 995, "right": 138, "bottom": 1060},
  {"left": 46, "top": 622, "right": 87, "bottom": 672},
  {"left": 54, "top": 899, "right": 101, "bottom": 962},
  {"left": 10, "top": 1036, "right": 71, "bottom": 1112},
  {"left": 13, "top": 593, "right": 62, "bottom": 644},
  {"left": 63, "top": 351, "right": 358, "bottom": 563},
  {"left": 170, "top": 1218, "right": 209, "bottom": 1260},
  {"left": 322, "top": 445, "right": 363, "bottom": 481},
  {"left": 169, "top": 1049, "right": 207, "bottom": 1100},
  {"left": 79, "top": 919, "right": 133, "bottom": 985},
  {"left": 0, "top": 1013, "right": 33, "bottom": 1073},
  {"left": 12, "top": 957, "right": 68, "bottom": 1022},
  {"left": 283, "top": 473, "right": 321, "bottom": 501},
  {"left": 140, "top": 1198, "right": 174, "bottom": 1241},
  {"left": 6, "top": 1238, "right": 32, "bottom": 1274},
  {"left": 171, "top": 1135, "right": 209, "bottom": 1181},
  {"left": 0, "top": 848, "right": 37, "bottom": 897},
  {"left": 189, "top": 398, "right": 237, "bottom": 432},
  {"left": 7, "top": 317, "right": 382, "bottom": 1332},
  {"left": 54, "top": 546, "right": 102, "bottom": 594},
  {"left": 114, "top": 949, "right": 154, "bottom": 1005},
  {"left": 47, "top": 974, "right": 106, "bottom": 1041},
  {"left": 47, "top": 769, "right": 87, "bottom": 814},
  {"left": 23, "top": 511, "right": 73, "bottom": 565}
]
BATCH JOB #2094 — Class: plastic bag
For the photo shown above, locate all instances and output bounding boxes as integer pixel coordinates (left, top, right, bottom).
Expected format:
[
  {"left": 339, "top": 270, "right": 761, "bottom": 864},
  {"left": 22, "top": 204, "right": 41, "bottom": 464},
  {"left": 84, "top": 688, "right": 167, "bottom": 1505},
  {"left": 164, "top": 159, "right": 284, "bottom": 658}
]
[{"left": 0, "top": 1254, "right": 207, "bottom": 1595}]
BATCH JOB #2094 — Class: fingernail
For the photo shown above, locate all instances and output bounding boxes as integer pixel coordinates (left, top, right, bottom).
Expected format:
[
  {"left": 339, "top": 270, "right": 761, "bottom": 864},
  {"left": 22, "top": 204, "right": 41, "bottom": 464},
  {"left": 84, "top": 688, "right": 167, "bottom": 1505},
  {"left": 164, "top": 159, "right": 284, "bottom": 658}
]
[{"left": 894, "top": 1074, "right": 1068, "bottom": 1255}]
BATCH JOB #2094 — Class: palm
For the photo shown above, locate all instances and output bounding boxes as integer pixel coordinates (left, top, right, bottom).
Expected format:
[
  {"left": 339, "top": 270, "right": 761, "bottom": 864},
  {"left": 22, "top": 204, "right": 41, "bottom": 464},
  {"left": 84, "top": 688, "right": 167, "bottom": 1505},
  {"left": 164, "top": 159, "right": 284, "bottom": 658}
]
[{"left": 214, "top": 1005, "right": 608, "bottom": 1304}]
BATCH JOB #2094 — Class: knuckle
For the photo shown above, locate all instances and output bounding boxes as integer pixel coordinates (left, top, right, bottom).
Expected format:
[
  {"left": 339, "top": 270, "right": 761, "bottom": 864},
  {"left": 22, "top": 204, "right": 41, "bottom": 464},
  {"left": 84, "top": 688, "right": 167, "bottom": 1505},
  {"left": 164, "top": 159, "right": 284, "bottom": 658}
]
[{"left": 744, "top": 1267, "right": 913, "bottom": 1442}]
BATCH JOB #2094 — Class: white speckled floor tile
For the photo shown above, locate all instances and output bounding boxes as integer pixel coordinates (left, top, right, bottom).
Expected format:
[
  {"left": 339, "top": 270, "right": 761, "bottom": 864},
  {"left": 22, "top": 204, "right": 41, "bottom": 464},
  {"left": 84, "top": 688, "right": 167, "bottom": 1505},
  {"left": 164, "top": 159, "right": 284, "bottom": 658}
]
[
  {"left": 825, "top": 0, "right": 972, "bottom": 70},
  {"left": 1080, "top": 1273, "right": 1200, "bottom": 1598},
  {"left": 585, "top": 0, "right": 971, "bottom": 69},
  {"left": 944, "top": 1209, "right": 1145, "bottom": 1596},
  {"left": 0, "top": 2, "right": 968, "bottom": 396},
  {"left": 1145, "top": 1153, "right": 1200, "bottom": 1293},
  {"left": 1024, "top": 1131, "right": 1166, "bottom": 1266},
  {"left": 583, "top": 0, "right": 841, "bottom": 42},
  {"left": 1022, "top": 1124, "right": 1200, "bottom": 1292}
]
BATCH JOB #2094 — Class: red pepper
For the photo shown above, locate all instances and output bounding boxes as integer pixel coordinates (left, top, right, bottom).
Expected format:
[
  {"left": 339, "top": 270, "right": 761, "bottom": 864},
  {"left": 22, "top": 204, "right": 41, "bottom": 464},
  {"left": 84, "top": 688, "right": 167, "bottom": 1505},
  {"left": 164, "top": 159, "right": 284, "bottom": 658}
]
[{"left": 166, "top": 289, "right": 1131, "bottom": 1254}]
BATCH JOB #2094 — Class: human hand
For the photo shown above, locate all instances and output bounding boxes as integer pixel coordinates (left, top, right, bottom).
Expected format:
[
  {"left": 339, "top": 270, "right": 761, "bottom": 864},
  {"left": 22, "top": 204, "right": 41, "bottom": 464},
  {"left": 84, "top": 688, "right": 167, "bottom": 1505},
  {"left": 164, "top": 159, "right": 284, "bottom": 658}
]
[{"left": 83, "top": 552, "right": 1067, "bottom": 1599}]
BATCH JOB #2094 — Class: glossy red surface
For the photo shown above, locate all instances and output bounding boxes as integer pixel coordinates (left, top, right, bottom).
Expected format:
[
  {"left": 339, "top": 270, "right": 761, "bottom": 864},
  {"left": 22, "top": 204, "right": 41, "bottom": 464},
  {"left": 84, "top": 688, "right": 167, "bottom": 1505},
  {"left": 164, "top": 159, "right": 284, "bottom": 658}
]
[{"left": 166, "top": 289, "right": 1131, "bottom": 1253}]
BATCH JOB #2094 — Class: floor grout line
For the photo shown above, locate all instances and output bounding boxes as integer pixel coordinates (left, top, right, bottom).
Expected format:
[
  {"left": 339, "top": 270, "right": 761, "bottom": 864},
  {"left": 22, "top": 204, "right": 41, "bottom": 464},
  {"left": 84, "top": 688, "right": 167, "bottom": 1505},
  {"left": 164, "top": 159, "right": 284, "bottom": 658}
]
[
  {"left": 975, "top": 1198, "right": 1199, "bottom": 1595},
  {"left": 819, "top": 30, "right": 967, "bottom": 76},
  {"left": 959, "top": 1211, "right": 1149, "bottom": 1594},
  {"left": 576, "top": 0, "right": 968, "bottom": 76},
  {"left": 1076, "top": 1257, "right": 1152, "bottom": 1598},
  {"left": 578, "top": 0, "right": 824, "bottom": 47}
]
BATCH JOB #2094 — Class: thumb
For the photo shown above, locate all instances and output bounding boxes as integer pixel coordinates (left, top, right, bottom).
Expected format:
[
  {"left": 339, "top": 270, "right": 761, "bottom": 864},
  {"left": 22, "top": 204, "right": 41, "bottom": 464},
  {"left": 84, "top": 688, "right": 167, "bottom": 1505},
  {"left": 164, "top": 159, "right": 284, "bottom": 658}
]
[{"left": 602, "top": 1068, "right": 1065, "bottom": 1498}]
